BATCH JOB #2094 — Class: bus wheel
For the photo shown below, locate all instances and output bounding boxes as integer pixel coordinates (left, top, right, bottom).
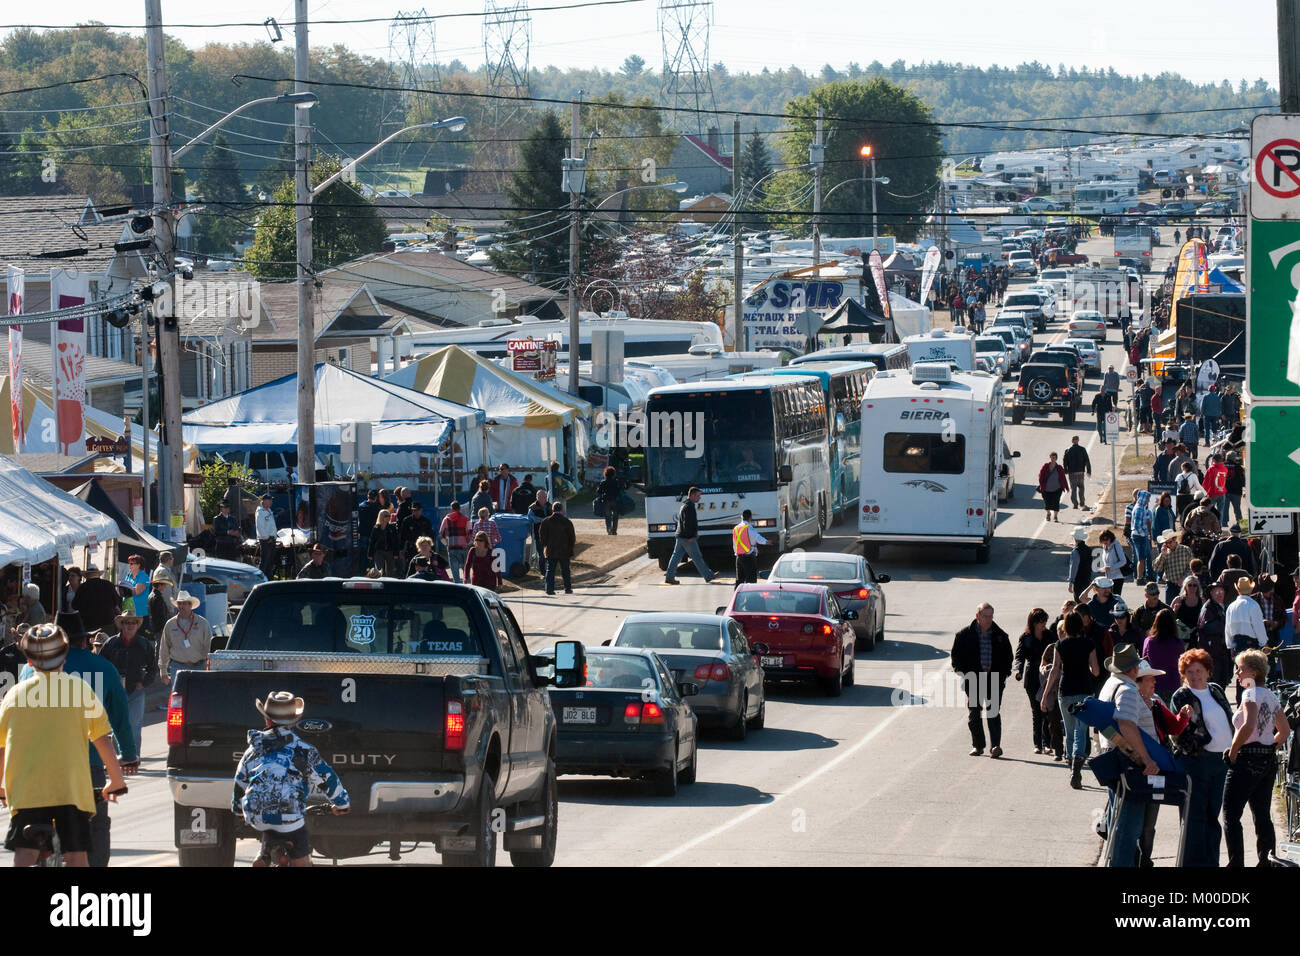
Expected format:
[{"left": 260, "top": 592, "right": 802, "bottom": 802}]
[
  {"left": 974, "top": 542, "right": 991, "bottom": 564},
  {"left": 812, "top": 500, "right": 826, "bottom": 544}
]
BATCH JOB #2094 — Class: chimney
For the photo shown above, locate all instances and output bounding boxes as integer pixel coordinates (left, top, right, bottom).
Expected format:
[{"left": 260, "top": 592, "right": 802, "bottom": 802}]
[{"left": 706, "top": 125, "right": 720, "bottom": 153}]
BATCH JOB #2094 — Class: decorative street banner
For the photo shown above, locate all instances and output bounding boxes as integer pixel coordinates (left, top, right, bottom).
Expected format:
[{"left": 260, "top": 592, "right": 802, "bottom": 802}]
[
  {"left": 919, "top": 246, "right": 942, "bottom": 306},
  {"left": 743, "top": 279, "right": 846, "bottom": 351},
  {"left": 7, "top": 266, "right": 23, "bottom": 450},
  {"left": 868, "top": 250, "right": 892, "bottom": 320},
  {"left": 49, "top": 268, "right": 89, "bottom": 456}
]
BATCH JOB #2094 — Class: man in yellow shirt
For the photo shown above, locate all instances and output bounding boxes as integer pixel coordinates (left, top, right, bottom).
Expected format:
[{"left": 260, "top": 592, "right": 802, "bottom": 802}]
[{"left": 0, "top": 623, "right": 128, "bottom": 867}]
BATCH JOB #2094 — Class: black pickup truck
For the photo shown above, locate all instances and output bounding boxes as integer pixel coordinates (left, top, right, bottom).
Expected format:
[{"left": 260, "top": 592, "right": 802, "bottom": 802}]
[{"left": 166, "top": 578, "right": 584, "bottom": 867}]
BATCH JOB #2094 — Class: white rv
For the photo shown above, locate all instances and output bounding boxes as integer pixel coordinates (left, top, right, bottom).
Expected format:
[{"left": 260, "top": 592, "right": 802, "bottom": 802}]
[
  {"left": 857, "top": 363, "right": 1014, "bottom": 563},
  {"left": 902, "top": 329, "right": 976, "bottom": 370}
]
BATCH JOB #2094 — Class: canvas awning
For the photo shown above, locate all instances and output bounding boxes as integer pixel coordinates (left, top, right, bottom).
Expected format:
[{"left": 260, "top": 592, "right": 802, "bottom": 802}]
[
  {"left": 182, "top": 363, "right": 483, "bottom": 454},
  {"left": 817, "top": 299, "right": 890, "bottom": 341},
  {"left": 0, "top": 454, "right": 120, "bottom": 565},
  {"left": 71, "top": 477, "right": 179, "bottom": 561}
]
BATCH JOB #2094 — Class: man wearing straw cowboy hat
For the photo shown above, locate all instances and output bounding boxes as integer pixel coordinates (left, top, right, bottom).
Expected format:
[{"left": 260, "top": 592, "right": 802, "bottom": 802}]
[
  {"left": 17, "top": 611, "right": 139, "bottom": 867},
  {"left": 0, "top": 621, "right": 130, "bottom": 867},
  {"left": 147, "top": 565, "right": 176, "bottom": 639},
  {"left": 232, "top": 691, "right": 350, "bottom": 867},
  {"left": 157, "top": 590, "right": 213, "bottom": 687},
  {"left": 98, "top": 609, "right": 159, "bottom": 757}
]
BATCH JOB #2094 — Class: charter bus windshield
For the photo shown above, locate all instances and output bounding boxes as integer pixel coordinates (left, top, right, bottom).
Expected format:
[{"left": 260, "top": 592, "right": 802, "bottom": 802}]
[
  {"left": 736, "top": 361, "right": 873, "bottom": 521},
  {"left": 642, "top": 378, "right": 831, "bottom": 568}
]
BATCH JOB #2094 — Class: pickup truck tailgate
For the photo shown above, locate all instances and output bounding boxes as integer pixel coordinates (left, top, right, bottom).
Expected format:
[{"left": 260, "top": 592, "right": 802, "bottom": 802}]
[{"left": 169, "top": 669, "right": 457, "bottom": 813}]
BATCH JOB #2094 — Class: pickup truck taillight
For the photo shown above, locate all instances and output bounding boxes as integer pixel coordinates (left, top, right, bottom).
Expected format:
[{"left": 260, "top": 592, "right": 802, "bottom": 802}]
[
  {"left": 166, "top": 693, "right": 185, "bottom": 746},
  {"left": 445, "top": 699, "right": 466, "bottom": 751}
]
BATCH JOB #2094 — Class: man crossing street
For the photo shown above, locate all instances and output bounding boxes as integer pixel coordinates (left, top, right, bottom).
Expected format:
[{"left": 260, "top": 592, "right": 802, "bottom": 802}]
[
  {"left": 1062, "top": 436, "right": 1092, "bottom": 511},
  {"left": 731, "top": 509, "right": 768, "bottom": 586}
]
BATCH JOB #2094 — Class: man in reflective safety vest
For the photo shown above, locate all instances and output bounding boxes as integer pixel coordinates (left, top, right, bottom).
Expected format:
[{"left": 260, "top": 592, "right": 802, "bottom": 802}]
[{"left": 732, "top": 509, "right": 768, "bottom": 586}]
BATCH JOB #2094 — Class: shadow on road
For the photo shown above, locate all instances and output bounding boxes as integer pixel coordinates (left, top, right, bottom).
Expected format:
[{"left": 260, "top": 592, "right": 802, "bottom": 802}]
[
  {"left": 701, "top": 725, "right": 838, "bottom": 752},
  {"left": 558, "top": 778, "right": 771, "bottom": 809}
]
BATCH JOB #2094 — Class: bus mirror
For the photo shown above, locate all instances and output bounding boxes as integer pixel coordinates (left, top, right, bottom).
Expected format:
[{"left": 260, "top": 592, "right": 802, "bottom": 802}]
[{"left": 778, "top": 464, "right": 793, "bottom": 484}]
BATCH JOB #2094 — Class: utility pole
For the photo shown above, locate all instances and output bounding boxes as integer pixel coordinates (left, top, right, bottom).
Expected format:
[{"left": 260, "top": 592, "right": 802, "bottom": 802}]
[
  {"left": 870, "top": 154, "right": 879, "bottom": 248},
  {"left": 567, "top": 98, "right": 581, "bottom": 396},
  {"left": 139, "top": 310, "right": 151, "bottom": 525},
  {"left": 1281, "top": 0, "right": 1300, "bottom": 113},
  {"left": 145, "top": 0, "right": 182, "bottom": 528},
  {"left": 294, "top": 0, "right": 315, "bottom": 487},
  {"left": 812, "top": 110, "right": 823, "bottom": 268},
  {"left": 732, "top": 116, "right": 743, "bottom": 351}
]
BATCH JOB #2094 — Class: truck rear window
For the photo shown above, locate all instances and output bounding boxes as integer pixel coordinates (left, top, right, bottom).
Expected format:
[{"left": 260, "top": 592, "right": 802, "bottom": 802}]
[
  {"left": 882, "top": 432, "right": 966, "bottom": 475},
  {"left": 237, "top": 595, "right": 484, "bottom": 657}
]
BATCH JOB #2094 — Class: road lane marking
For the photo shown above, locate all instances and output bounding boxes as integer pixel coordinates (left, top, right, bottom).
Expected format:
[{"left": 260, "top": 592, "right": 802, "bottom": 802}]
[{"left": 643, "top": 702, "right": 911, "bottom": 867}]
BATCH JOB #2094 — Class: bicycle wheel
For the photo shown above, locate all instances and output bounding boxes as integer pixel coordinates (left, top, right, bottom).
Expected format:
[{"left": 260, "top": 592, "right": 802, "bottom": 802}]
[{"left": 1286, "top": 781, "right": 1300, "bottom": 844}]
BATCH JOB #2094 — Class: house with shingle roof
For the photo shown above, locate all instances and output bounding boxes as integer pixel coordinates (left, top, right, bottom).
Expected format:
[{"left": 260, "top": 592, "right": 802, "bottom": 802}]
[{"left": 664, "top": 127, "right": 734, "bottom": 198}]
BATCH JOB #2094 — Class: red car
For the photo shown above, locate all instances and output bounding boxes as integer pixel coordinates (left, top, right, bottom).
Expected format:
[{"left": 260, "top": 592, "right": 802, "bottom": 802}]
[
  {"left": 1047, "top": 249, "right": 1089, "bottom": 266},
  {"left": 719, "top": 583, "right": 858, "bottom": 697}
]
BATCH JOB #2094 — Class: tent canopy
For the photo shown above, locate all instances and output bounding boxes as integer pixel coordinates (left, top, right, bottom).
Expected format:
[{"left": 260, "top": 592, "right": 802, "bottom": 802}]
[
  {"left": 387, "top": 345, "right": 591, "bottom": 429},
  {"left": 817, "top": 299, "right": 890, "bottom": 341},
  {"left": 0, "top": 454, "right": 119, "bottom": 565},
  {"left": 182, "top": 363, "right": 483, "bottom": 455},
  {"left": 71, "top": 478, "right": 178, "bottom": 562}
]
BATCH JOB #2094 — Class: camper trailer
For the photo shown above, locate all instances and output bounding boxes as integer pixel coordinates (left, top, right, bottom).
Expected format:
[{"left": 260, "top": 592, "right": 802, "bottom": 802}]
[
  {"left": 857, "top": 364, "right": 1012, "bottom": 563},
  {"left": 903, "top": 329, "right": 976, "bottom": 370}
]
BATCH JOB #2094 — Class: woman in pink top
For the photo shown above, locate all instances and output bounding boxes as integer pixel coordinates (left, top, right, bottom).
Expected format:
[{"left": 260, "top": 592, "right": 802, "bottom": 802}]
[{"left": 1222, "top": 649, "right": 1291, "bottom": 867}]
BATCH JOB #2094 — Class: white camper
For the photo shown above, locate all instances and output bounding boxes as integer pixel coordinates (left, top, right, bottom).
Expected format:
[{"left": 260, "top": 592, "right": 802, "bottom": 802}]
[
  {"left": 857, "top": 363, "right": 1014, "bottom": 563},
  {"left": 903, "top": 328, "right": 976, "bottom": 370}
]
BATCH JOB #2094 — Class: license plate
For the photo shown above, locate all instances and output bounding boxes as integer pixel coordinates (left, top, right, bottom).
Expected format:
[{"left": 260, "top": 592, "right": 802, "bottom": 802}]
[
  {"left": 563, "top": 706, "right": 597, "bottom": 724},
  {"left": 178, "top": 828, "right": 219, "bottom": 847},
  {"left": 761, "top": 655, "right": 784, "bottom": 668}
]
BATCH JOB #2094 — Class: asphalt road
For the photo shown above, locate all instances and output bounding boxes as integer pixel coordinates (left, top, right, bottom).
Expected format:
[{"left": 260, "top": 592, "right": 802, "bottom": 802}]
[{"left": 1, "top": 229, "right": 1220, "bottom": 867}]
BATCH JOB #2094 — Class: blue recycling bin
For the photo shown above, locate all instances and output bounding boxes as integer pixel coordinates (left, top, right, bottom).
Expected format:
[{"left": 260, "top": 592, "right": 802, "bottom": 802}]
[{"left": 493, "top": 514, "right": 534, "bottom": 578}]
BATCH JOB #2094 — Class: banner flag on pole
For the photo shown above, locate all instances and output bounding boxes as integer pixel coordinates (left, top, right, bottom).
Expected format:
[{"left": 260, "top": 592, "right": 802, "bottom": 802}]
[
  {"left": 6, "top": 265, "right": 23, "bottom": 449},
  {"left": 49, "top": 268, "right": 89, "bottom": 456}
]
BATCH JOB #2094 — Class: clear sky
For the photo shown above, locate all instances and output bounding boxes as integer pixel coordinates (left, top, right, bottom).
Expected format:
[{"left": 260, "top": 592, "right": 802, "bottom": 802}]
[{"left": 0, "top": 0, "right": 1280, "bottom": 88}]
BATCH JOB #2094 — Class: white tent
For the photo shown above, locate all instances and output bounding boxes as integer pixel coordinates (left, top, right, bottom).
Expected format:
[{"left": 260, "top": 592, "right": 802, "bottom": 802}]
[
  {"left": 887, "top": 292, "right": 932, "bottom": 340},
  {"left": 182, "top": 363, "right": 485, "bottom": 492},
  {"left": 0, "top": 454, "right": 120, "bottom": 566},
  {"left": 387, "top": 346, "right": 591, "bottom": 475}
]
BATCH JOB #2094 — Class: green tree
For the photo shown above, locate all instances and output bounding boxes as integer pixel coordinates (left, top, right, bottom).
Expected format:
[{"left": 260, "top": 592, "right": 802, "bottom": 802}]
[
  {"left": 739, "top": 128, "right": 772, "bottom": 229},
  {"left": 243, "top": 154, "right": 387, "bottom": 280},
  {"left": 782, "top": 79, "right": 943, "bottom": 241},
  {"left": 488, "top": 110, "right": 569, "bottom": 286},
  {"left": 620, "top": 54, "right": 646, "bottom": 78},
  {"left": 253, "top": 129, "right": 295, "bottom": 197},
  {"left": 194, "top": 133, "right": 248, "bottom": 255}
]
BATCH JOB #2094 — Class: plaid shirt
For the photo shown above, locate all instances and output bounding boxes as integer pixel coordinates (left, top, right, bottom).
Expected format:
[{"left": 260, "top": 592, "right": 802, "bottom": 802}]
[
  {"left": 469, "top": 517, "right": 501, "bottom": 548},
  {"left": 1153, "top": 544, "right": 1193, "bottom": 585}
]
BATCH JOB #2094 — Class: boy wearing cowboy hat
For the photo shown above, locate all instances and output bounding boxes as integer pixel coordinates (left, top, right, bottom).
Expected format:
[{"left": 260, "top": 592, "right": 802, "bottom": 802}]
[
  {"left": 0, "top": 622, "right": 129, "bottom": 867},
  {"left": 1097, "top": 644, "right": 1162, "bottom": 867},
  {"left": 157, "top": 590, "right": 213, "bottom": 685},
  {"left": 232, "top": 691, "right": 350, "bottom": 867}
]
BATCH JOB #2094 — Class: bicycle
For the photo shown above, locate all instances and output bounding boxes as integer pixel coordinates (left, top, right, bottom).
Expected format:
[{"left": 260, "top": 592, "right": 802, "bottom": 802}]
[
  {"left": 252, "top": 803, "right": 344, "bottom": 867},
  {"left": 21, "top": 824, "right": 63, "bottom": 867}
]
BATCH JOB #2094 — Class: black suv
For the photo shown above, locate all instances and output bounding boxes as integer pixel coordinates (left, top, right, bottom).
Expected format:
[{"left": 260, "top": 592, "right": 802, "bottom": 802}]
[
  {"left": 1012, "top": 363, "right": 1076, "bottom": 425},
  {"left": 1027, "top": 349, "right": 1085, "bottom": 397}
]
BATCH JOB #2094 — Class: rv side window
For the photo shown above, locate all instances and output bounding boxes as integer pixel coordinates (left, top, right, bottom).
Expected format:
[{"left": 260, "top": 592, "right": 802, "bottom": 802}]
[{"left": 882, "top": 433, "right": 966, "bottom": 475}]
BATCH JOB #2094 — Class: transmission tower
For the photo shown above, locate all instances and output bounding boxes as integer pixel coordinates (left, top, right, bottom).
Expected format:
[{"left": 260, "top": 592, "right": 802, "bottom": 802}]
[
  {"left": 659, "top": 0, "right": 716, "bottom": 135},
  {"left": 483, "top": 0, "right": 531, "bottom": 128},
  {"left": 377, "top": 10, "right": 442, "bottom": 192}
]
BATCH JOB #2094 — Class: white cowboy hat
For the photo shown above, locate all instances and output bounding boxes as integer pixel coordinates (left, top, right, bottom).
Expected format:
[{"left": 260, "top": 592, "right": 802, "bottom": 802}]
[
  {"left": 1093, "top": 576, "right": 1114, "bottom": 589},
  {"left": 173, "top": 590, "right": 201, "bottom": 608},
  {"left": 1135, "top": 659, "right": 1165, "bottom": 679},
  {"left": 1072, "top": 526, "right": 1089, "bottom": 541},
  {"left": 254, "top": 690, "right": 305, "bottom": 726}
]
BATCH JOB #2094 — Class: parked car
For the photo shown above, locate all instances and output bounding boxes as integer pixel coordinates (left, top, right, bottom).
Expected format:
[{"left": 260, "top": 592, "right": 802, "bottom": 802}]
[
  {"left": 764, "top": 552, "right": 889, "bottom": 651},
  {"left": 997, "top": 442, "right": 1020, "bottom": 502},
  {"left": 543, "top": 646, "right": 699, "bottom": 797},
  {"left": 720, "top": 584, "right": 857, "bottom": 697},
  {"left": 1012, "top": 362, "right": 1077, "bottom": 425},
  {"left": 606, "top": 613, "right": 765, "bottom": 738},
  {"left": 1067, "top": 309, "right": 1107, "bottom": 342},
  {"left": 180, "top": 552, "right": 266, "bottom": 610}
]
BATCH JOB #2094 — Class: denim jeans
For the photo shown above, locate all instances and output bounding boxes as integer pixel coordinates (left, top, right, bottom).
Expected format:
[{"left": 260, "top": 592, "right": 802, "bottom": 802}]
[
  {"left": 1131, "top": 535, "right": 1151, "bottom": 578},
  {"left": 1181, "top": 749, "right": 1228, "bottom": 866},
  {"left": 126, "top": 687, "right": 145, "bottom": 759},
  {"left": 447, "top": 548, "right": 467, "bottom": 583},
  {"left": 1223, "top": 746, "right": 1277, "bottom": 867},
  {"left": 665, "top": 536, "right": 713, "bottom": 581},
  {"left": 1106, "top": 780, "right": 1149, "bottom": 867},
  {"left": 545, "top": 557, "right": 572, "bottom": 593},
  {"left": 1214, "top": 494, "right": 1230, "bottom": 525},
  {"left": 1226, "top": 493, "right": 1243, "bottom": 524},
  {"left": 1059, "top": 693, "right": 1090, "bottom": 760}
]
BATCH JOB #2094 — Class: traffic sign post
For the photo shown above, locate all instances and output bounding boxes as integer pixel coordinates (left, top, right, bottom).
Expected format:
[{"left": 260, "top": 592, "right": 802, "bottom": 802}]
[
  {"left": 1247, "top": 509, "right": 1295, "bottom": 536},
  {"left": 1106, "top": 411, "right": 1120, "bottom": 524}
]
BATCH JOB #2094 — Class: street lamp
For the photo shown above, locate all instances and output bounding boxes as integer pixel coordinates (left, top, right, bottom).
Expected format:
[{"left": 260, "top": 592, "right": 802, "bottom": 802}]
[
  {"left": 592, "top": 180, "right": 690, "bottom": 210},
  {"left": 857, "top": 145, "right": 891, "bottom": 251},
  {"left": 173, "top": 92, "right": 318, "bottom": 160},
  {"left": 295, "top": 115, "right": 467, "bottom": 484}
]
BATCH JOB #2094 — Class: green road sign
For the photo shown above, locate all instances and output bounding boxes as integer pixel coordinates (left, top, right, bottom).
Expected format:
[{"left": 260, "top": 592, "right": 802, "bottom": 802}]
[
  {"left": 1248, "top": 218, "right": 1300, "bottom": 400},
  {"left": 1247, "top": 405, "right": 1300, "bottom": 508}
]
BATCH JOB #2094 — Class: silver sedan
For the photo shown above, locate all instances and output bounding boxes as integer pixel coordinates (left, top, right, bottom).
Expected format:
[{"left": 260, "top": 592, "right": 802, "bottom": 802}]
[{"left": 765, "top": 552, "right": 889, "bottom": 651}]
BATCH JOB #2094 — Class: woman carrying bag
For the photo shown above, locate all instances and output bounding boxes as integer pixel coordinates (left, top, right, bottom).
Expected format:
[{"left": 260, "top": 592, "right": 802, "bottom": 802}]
[{"left": 1037, "top": 452, "right": 1069, "bottom": 523}]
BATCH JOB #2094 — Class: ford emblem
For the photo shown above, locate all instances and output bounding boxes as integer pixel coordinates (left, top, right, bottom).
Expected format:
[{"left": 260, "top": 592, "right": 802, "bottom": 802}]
[{"left": 298, "top": 718, "right": 332, "bottom": 734}]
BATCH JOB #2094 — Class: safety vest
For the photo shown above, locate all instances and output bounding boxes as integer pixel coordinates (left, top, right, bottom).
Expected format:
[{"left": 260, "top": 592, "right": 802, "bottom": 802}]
[{"left": 732, "top": 522, "right": 754, "bottom": 556}]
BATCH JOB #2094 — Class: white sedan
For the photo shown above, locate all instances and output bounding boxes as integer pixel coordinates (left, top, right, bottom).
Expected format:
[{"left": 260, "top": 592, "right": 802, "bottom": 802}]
[
  {"left": 1066, "top": 310, "right": 1106, "bottom": 342},
  {"left": 1061, "top": 337, "right": 1102, "bottom": 373}
]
